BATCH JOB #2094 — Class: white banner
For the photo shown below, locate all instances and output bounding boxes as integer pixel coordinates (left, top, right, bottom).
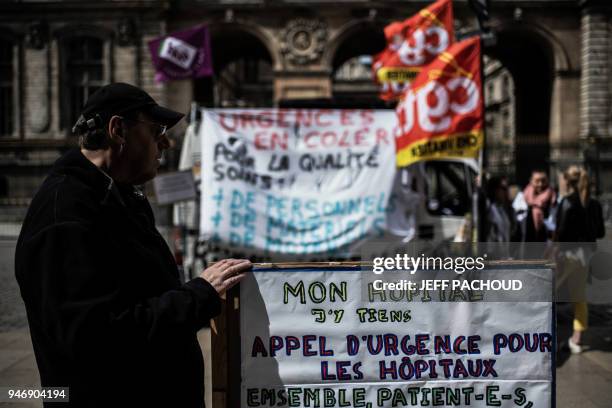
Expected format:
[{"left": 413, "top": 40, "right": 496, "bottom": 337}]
[
  {"left": 241, "top": 266, "right": 553, "bottom": 408},
  {"left": 200, "top": 109, "right": 399, "bottom": 255}
]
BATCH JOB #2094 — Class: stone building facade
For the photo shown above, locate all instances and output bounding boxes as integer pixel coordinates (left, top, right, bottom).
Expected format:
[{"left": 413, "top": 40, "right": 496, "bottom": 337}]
[
  {"left": 1, "top": 0, "right": 611, "bottom": 224},
  {"left": 484, "top": 56, "right": 515, "bottom": 180}
]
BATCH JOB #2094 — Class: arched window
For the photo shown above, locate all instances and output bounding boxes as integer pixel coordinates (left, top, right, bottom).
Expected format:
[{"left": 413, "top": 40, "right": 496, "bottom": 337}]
[
  {"left": 195, "top": 29, "right": 273, "bottom": 107},
  {"left": 330, "top": 24, "right": 386, "bottom": 108},
  {"left": 0, "top": 37, "right": 14, "bottom": 136},
  {"left": 60, "top": 35, "right": 108, "bottom": 130},
  {"left": 216, "top": 58, "right": 273, "bottom": 107}
]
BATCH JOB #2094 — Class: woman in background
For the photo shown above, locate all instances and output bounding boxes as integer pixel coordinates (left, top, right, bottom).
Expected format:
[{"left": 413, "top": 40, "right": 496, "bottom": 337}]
[{"left": 555, "top": 166, "right": 605, "bottom": 353}]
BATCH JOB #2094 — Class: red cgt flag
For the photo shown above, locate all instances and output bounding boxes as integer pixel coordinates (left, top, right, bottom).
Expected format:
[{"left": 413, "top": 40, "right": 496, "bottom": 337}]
[
  {"left": 373, "top": 0, "right": 455, "bottom": 101},
  {"left": 395, "top": 36, "right": 483, "bottom": 166}
]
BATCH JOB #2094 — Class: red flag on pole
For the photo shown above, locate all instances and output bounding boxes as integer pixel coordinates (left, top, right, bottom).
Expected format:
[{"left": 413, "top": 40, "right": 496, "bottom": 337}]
[
  {"left": 373, "top": 0, "right": 455, "bottom": 101},
  {"left": 395, "top": 36, "right": 483, "bottom": 166}
]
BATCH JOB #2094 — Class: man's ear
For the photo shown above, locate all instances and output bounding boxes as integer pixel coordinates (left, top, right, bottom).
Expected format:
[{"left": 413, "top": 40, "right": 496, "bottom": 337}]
[{"left": 108, "top": 116, "right": 126, "bottom": 145}]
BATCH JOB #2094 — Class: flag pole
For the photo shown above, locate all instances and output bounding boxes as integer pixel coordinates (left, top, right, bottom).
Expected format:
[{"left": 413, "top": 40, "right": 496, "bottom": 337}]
[
  {"left": 467, "top": 0, "right": 493, "bottom": 243},
  {"left": 475, "top": 31, "right": 497, "bottom": 244},
  {"left": 474, "top": 36, "right": 485, "bottom": 243}
]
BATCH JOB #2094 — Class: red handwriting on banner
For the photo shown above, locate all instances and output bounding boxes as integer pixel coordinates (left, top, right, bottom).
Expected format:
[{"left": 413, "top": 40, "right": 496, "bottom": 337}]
[
  {"left": 216, "top": 110, "right": 390, "bottom": 151},
  {"left": 218, "top": 110, "right": 374, "bottom": 132}
]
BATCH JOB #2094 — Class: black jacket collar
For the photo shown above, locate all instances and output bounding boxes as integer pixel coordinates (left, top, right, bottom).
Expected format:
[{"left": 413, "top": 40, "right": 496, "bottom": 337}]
[{"left": 51, "top": 148, "right": 127, "bottom": 206}]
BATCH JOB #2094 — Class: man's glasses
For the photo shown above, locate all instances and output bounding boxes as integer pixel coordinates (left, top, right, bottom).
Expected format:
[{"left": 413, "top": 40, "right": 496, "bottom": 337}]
[{"left": 119, "top": 117, "right": 167, "bottom": 140}]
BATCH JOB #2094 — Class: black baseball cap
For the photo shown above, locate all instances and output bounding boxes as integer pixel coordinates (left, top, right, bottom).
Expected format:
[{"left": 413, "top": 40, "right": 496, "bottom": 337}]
[{"left": 81, "top": 82, "right": 184, "bottom": 128}]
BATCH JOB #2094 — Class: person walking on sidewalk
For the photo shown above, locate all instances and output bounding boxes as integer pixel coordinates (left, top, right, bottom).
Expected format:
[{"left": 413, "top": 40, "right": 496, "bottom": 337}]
[
  {"left": 14, "top": 83, "right": 251, "bottom": 407},
  {"left": 554, "top": 165, "right": 605, "bottom": 354}
]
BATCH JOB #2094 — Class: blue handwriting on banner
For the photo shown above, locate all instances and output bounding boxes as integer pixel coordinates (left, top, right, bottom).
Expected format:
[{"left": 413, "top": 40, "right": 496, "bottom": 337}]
[{"left": 264, "top": 193, "right": 388, "bottom": 253}]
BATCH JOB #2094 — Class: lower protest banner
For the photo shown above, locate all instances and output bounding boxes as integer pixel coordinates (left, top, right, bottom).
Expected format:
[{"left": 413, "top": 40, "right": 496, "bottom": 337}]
[{"left": 241, "top": 263, "right": 553, "bottom": 408}]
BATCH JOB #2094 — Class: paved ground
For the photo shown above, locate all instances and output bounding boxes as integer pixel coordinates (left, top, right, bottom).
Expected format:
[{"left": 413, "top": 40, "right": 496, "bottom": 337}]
[
  {"left": 0, "top": 240, "right": 27, "bottom": 333},
  {"left": 0, "top": 237, "right": 39, "bottom": 407},
  {"left": 0, "top": 332, "right": 40, "bottom": 408},
  {"left": 2, "top": 238, "right": 612, "bottom": 407},
  {"left": 555, "top": 304, "right": 612, "bottom": 408}
]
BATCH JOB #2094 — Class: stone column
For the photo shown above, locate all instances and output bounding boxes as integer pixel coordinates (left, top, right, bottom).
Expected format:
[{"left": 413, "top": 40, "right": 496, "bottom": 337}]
[
  {"left": 140, "top": 21, "right": 165, "bottom": 105},
  {"left": 24, "top": 41, "right": 51, "bottom": 138},
  {"left": 165, "top": 79, "right": 193, "bottom": 134},
  {"left": 580, "top": 3, "right": 610, "bottom": 139},
  {"left": 549, "top": 70, "right": 580, "bottom": 178},
  {"left": 580, "top": 0, "right": 612, "bottom": 194},
  {"left": 114, "top": 45, "right": 138, "bottom": 85}
]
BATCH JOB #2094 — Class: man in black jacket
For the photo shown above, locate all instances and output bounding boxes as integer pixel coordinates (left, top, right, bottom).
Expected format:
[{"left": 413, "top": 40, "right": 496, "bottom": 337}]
[{"left": 14, "top": 83, "right": 251, "bottom": 407}]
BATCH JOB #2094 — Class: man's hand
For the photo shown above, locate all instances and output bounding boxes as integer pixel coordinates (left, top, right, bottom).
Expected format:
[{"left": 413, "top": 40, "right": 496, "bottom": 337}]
[{"left": 200, "top": 259, "right": 251, "bottom": 297}]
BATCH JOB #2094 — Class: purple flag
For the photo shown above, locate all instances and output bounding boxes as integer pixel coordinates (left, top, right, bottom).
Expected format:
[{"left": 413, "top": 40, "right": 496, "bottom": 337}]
[{"left": 148, "top": 25, "right": 213, "bottom": 83}]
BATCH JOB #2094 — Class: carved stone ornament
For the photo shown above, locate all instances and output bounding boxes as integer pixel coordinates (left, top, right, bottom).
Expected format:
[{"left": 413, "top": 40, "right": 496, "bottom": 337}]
[
  {"left": 25, "top": 21, "right": 48, "bottom": 50},
  {"left": 116, "top": 18, "right": 137, "bottom": 47},
  {"left": 279, "top": 19, "right": 327, "bottom": 65}
]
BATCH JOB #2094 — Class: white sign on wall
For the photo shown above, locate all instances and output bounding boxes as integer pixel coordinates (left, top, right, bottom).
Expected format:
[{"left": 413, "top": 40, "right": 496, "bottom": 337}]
[{"left": 153, "top": 170, "right": 196, "bottom": 205}]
